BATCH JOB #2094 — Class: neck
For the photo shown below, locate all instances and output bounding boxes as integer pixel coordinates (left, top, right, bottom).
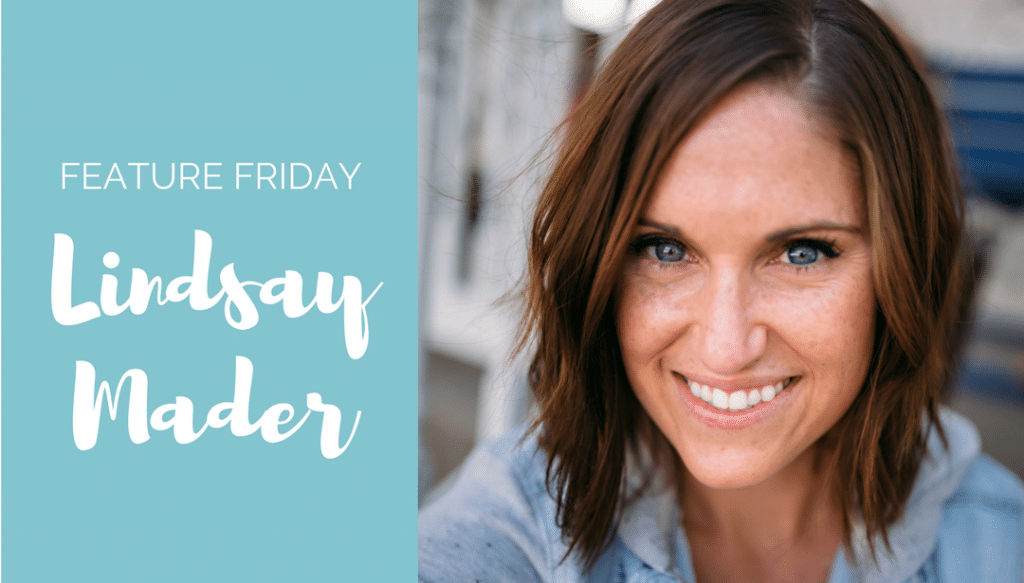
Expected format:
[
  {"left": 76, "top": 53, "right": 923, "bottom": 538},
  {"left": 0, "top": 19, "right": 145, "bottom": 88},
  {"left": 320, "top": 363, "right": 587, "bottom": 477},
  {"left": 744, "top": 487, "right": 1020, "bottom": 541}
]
[{"left": 680, "top": 447, "right": 842, "bottom": 581}]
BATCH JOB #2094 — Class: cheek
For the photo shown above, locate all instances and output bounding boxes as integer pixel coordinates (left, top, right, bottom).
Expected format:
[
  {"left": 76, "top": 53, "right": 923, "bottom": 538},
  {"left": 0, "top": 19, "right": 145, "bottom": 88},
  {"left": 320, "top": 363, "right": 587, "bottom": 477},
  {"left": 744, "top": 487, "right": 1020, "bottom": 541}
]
[
  {"left": 839, "top": 284, "right": 877, "bottom": 382},
  {"left": 615, "top": 279, "right": 685, "bottom": 434},
  {"left": 616, "top": 275, "right": 699, "bottom": 356},
  {"left": 822, "top": 273, "right": 876, "bottom": 358},
  {"left": 783, "top": 274, "right": 876, "bottom": 401}
]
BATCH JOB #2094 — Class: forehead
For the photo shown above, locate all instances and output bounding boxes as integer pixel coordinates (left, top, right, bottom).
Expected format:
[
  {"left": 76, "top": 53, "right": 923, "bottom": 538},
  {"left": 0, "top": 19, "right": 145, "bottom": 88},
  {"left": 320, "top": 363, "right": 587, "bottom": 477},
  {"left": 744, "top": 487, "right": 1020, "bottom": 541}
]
[{"left": 648, "top": 84, "right": 863, "bottom": 229}]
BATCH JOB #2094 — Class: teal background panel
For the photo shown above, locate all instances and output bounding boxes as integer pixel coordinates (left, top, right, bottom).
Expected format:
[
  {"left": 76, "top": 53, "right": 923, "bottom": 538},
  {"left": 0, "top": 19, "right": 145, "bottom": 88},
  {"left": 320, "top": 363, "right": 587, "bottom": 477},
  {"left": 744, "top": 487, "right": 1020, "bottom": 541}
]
[{"left": 2, "top": 1, "right": 417, "bottom": 581}]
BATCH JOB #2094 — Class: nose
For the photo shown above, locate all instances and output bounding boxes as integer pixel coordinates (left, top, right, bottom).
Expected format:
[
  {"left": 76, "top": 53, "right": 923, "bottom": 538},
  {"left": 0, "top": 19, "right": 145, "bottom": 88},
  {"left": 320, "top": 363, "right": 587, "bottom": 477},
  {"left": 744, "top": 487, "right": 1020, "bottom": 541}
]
[{"left": 697, "top": 269, "right": 767, "bottom": 375}]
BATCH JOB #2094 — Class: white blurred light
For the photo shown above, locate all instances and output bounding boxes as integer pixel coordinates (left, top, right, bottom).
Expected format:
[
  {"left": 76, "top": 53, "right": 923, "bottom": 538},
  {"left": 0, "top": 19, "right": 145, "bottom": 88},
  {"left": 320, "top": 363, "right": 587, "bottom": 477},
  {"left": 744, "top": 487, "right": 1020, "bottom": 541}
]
[{"left": 563, "top": 0, "right": 628, "bottom": 33}]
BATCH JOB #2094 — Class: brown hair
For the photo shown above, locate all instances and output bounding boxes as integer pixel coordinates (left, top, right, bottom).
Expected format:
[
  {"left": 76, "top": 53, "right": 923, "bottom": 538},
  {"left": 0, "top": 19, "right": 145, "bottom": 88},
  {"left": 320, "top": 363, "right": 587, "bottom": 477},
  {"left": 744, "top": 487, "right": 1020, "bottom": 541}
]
[{"left": 520, "top": 0, "right": 972, "bottom": 568}]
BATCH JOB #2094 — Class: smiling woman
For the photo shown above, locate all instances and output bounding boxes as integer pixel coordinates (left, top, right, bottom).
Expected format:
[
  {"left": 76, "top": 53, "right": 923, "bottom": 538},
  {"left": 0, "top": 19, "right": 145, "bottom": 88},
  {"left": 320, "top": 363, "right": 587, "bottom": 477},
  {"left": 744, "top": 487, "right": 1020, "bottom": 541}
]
[
  {"left": 617, "top": 85, "right": 876, "bottom": 492},
  {"left": 418, "top": 0, "right": 1024, "bottom": 581}
]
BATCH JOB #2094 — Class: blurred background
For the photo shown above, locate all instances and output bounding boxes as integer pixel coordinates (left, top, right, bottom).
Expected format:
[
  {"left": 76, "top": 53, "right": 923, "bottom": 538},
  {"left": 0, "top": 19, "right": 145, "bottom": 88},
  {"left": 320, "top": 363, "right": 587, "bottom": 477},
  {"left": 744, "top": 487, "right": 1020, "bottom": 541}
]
[{"left": 418, "top": 0, "right": 1024, "bottom": 503}]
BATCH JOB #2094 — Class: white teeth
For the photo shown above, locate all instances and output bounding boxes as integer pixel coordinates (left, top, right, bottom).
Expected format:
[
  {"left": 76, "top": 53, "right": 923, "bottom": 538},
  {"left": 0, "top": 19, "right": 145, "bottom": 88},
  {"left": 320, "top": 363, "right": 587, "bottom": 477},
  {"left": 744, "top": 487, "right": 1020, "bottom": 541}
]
[
  {"left": 728, "top": 391, "right": 746, "bottom": 411},
  {"left": 687, "top": 377, "right": 792, "bottom": 411},
  {"left": 747, "top": 389, "right": 761, "bottom": 407},
  {"left": 712, "top": 388, "right": 728, "bottom": 410}
]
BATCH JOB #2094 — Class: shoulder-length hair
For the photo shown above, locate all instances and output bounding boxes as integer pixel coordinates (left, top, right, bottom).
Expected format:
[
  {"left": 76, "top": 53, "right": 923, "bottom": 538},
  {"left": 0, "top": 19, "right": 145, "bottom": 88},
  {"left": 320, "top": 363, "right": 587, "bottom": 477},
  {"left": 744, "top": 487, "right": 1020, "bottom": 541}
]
[{"left": 521, "top": 0, "right": 973, "bottom": 568}]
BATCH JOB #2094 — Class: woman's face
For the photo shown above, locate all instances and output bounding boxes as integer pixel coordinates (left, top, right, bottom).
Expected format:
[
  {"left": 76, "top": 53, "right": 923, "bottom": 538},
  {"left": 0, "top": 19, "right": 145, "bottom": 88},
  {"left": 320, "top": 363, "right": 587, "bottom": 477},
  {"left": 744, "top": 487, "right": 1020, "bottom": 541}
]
[{"left": 616, "top": 84, "right": 876, "bottom": 490}]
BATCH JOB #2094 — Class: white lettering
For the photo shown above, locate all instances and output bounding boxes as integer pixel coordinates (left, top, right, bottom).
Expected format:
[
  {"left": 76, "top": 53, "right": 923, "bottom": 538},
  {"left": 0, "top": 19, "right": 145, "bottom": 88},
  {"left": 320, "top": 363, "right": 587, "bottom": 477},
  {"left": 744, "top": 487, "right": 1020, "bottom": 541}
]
[
  {"left": 52, "top": 234, "right": 101, "bottom": 325},
  {"left": 338, "top": 162, "right": 360, "bottom": 190},
  {"left": 71, "top": 357, "right": 358, "bottom": 458}
]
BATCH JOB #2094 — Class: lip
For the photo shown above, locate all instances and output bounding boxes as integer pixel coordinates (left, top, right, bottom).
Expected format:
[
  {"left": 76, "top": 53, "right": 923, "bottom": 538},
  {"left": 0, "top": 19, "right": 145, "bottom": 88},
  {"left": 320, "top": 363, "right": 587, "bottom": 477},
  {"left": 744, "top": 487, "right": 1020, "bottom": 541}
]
[{"left": 674, "top": 373, "right": 799, "bottom": 430}]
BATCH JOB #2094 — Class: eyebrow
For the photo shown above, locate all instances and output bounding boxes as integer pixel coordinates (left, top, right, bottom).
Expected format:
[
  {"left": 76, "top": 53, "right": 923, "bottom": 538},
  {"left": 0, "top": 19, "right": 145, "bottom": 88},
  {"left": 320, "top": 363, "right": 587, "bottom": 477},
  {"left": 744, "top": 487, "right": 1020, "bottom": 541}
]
[
  {"left": 763, "top": 221, "right": 863, "bottom": 242},
  {"left": 637, "top": 218, "right": 863, "bottom": 242}
]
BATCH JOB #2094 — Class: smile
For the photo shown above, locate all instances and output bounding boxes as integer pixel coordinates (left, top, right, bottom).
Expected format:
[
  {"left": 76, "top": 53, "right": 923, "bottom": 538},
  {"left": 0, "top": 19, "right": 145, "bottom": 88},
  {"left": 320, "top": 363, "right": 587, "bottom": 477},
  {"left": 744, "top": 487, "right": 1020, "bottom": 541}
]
[{"left": 684, "top": 376, "right": 795, "bottom": 412}]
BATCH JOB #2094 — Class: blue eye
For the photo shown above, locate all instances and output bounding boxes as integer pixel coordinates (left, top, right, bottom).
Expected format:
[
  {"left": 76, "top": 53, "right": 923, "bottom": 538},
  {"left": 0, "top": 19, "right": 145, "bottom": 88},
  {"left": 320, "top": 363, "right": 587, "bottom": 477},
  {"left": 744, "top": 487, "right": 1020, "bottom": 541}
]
[
  {"left": 787, "top": 245, "right": 819, "bottom": 265},
  {"left": 644, "top": 240, "right": 686, "bottom": 262},
  {"left": 784, "top": 239, "right": 839, "bottom": 266}
]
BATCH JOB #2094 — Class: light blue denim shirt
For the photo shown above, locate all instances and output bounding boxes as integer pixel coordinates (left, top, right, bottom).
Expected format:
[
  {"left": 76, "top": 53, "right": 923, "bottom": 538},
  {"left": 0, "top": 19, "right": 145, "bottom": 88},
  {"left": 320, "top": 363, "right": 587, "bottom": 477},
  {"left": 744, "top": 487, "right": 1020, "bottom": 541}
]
[{"left": 419, "top": 409, "right": 1024, "bottom": 582}]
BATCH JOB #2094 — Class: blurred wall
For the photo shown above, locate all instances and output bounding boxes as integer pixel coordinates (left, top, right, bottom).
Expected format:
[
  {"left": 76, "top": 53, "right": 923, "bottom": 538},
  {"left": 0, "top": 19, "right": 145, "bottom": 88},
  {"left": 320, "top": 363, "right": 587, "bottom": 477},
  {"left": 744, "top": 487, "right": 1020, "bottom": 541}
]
[{"left": 418, "top": 0, "right": 575, "bottom": 499}]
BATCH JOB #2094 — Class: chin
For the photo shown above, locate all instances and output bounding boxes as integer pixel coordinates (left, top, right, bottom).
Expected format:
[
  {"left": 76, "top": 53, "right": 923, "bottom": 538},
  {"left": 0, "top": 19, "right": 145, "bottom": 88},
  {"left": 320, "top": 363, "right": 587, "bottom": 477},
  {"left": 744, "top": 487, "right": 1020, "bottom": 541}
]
[
  {"left": 674, "top": 436, "right": 807, "bottom": 491},
  {"left": 685, "top": 456, "right": 770, "bottom": 490}
]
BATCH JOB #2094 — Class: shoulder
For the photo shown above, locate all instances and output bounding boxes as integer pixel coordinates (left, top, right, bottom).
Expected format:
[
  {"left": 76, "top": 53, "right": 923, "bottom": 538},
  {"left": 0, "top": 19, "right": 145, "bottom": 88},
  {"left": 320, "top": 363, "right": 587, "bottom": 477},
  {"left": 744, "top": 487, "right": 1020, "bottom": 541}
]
[
  {"left": 418, "top": 428, "right": 562, "bottom": 583},
  {"left": 947, "top": 454, "right": 1024, "bottom": 516},
  {"left": 934, "top": 454, "right": 1024, "bottom": 581}
]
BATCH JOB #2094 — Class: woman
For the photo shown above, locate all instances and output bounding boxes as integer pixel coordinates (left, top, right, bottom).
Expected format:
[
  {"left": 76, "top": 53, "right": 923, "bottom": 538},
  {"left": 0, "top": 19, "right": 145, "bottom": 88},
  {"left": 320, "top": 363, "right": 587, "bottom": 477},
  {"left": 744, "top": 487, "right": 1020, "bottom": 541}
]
[{"left": 419, "top": 0, "right": 1024, "bottom": 581}]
